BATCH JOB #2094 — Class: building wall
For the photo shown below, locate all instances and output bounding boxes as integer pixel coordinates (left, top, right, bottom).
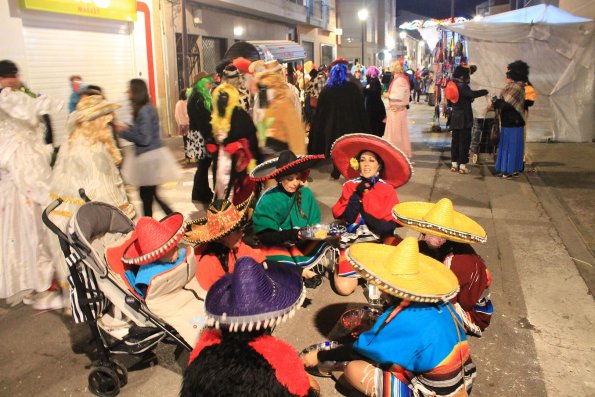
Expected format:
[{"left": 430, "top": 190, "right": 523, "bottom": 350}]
[{"left": 559, "top": 0, "right": 595, "bottom": 18}]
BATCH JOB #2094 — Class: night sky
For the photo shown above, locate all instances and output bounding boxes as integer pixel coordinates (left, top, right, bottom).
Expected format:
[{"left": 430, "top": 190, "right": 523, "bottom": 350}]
[{"left": 396, "top": 0, "right": 488, "bottom": 19}]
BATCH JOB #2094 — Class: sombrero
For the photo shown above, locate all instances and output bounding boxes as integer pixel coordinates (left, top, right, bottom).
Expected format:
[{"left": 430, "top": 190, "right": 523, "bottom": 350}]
[
  {"left": 205, "top": 256, "right": 306, "bottom": 332},
  {"left": 249, "top": 150, "right": 325, "bottom": 182},
  {"left": 75, "top": 95, "right": 121, "bottom": 123},
  {"left": 329, "top": 57, "right": 349, "bottom": 68},
  {"left": 122, "top": 213, "right": 185, "bottom": 265},
  {"left": 346, "top": 238, "right": 459, "bottom": 303},
  {"left": 330, "top": 133, "right": 412, "bottom": 188},
  {"left": 392, "top": 198, "right": 487, "bottom": 244},
  {"left": 184, "top": 197, "right": 252, "bottom": 245}
]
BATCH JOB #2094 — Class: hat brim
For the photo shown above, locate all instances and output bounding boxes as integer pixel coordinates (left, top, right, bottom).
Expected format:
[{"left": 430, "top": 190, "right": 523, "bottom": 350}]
[
  {"left": 249, "top": 154, "right": 325, "bottom": 182},
  {"left": 330, "top": 133, "right": 412, "bottom": 188},
  {"left": 183, "top": 195, "right": 253, "bottom": 245},
  {"left": 205, "top": 261, "right": 306, "bottom": 332},
  {"left": 346, "top": 243, "right": 459, "bottom": 303},
  {"left": 122, "top": 213, "right": 185, "bottom": 265},
  {"left": 392, "top": 202, "right": 487, "bottom": 244},
  {"left": 77, "top": 100, "right": 121, "bottom": 123}
]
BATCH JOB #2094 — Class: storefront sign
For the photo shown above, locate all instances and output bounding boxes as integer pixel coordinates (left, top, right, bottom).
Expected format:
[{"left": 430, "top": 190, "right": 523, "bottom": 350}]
[{"left": 21, "top": 0, "right": 137, "bottom": 22}]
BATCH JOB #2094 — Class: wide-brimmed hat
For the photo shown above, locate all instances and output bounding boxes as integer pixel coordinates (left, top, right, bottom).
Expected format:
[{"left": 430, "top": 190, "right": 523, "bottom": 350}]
[
  {"left": 75, "top": 95, "right": 121, "bottom": 123},
  {"left": 392, "top": 198, "right": 487, "bottom": 244},
  {"left": 249, "top": 150, "right": 325, "bottom": 182},
  {"left": 330, "top": 133, "right": 412, "bottom": 188},
  {"left": 329, "top": 57, "right": 349, "bottom": 69},
  {"left": 193, "top": 71, "right": 214, "bottom": 85},
  {"left": 184, "top": 197, "right": 252, "bottom": 245},
  {"left": 205, "top": 256, "right": 306, "bottom": 332},
  {"left": 346, "top": 238, "right": 459, "bottom": 302},
  {"left": 122, "top": 213, "right": 185, "bottom": 265}
]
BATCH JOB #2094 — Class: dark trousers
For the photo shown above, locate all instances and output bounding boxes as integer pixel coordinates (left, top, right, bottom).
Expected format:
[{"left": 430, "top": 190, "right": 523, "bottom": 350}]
[
  {"left": 451, "top": 128, "right": 472, "bottom": 165},
  {"left": 139, "top": 185, "right": 173, "bottom": 217},
  {"left": 192, "top": 157, "right": 213, "bottom": 202}
]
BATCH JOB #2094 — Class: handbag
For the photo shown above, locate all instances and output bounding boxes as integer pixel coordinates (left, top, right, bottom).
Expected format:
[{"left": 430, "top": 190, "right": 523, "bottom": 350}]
[
  {"left": 186, "top": 129, "right": 206, "bottom": 160},
  {"left": 490, "top": 110, "right": 501, "bottom": 146}
]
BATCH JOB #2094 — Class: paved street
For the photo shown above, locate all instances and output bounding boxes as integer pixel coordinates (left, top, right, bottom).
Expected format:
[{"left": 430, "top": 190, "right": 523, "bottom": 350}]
[{"left": 1, "top": 103, "right": 594, "bottom": 397}]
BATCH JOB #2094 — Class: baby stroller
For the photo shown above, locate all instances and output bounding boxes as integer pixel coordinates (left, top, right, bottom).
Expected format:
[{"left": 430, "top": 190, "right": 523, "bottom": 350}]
[
  {"left": 470, "top": 109, "right": 499, "bottom": 165},
  {"left": 43, "top": 195, "right": 202, "bottom": 397}
]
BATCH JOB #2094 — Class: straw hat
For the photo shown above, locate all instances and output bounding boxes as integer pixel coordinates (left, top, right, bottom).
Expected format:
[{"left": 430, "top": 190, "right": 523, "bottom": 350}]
[
  {"left": 346, "top": 238, "right": 459, "bottom": 302},
  {"left": 122, "top": 213, "right": 185, "bottom": 265},
  {"left": 330, "top": 133, "right": 412, "bottom": 188},
  {"left": 249, "top": 150, "right": 325, "bottom": 182},
  {"left": 392, "top": 198, "right": 487, "bottom": 244},
  {"left": 205, "top": 256, "right": 306, "bottom": 332},
  {"left": 184, "top": 197, "right": 252, "bottom": 245},
  {"left": 75, "top": 95, "right": 121, "bottom": 123}
]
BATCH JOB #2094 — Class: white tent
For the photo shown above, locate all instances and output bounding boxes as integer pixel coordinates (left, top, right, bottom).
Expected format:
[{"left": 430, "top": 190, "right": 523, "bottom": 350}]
[{"left": 445, "top": 4, "right": 594, "bottom": 142}]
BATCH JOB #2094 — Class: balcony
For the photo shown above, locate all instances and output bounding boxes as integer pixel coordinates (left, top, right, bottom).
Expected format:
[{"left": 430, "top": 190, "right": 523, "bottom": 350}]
[{"left": 306, "top": 0, "right": 330, "bottom": 30}]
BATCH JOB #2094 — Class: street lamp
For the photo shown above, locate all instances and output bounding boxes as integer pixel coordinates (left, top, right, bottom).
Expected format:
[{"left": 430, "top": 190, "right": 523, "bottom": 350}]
[{"left": 358, "top": 8, "right": 368, "bottom": 65}]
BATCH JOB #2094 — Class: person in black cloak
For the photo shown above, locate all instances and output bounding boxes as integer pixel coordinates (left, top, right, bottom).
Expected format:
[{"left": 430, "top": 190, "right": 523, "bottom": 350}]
[
  {"left": 363, "top": 66, "right": 386, "bottom": 137},
  {"left": 307, "top": 58, "right": 369, "bottom": 172}
]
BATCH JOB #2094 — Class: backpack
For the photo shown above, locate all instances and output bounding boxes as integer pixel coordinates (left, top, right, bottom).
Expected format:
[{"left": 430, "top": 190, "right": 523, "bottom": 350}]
[{"left": 445, "top": 80, "right": 459, "bottom": 104}]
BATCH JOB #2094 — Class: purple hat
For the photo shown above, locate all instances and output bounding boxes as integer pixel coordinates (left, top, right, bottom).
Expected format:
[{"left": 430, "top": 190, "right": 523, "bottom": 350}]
[{"left": 205, "top": 256, "right": 306, "bottom": 332}]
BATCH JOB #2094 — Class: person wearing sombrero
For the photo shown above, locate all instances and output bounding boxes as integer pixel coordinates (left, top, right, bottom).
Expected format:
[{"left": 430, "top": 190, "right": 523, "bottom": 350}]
[
  {"left": 301, "top": 238, "right": 476, "bottom": 397},
  {"left": 393, "top": 198, "right": 493, "bottom": 337},
  {"left": 208, "top": 82, "right": 259, "bottom": 205},
  {"left": 121, "top": 213, "right": 205, "bottom": 345},
  {"left": 185, "top": 198, "right": 266, "bottom": 291},
  {"left": 330, "top": 133, "right": 412, "bottom": 296},
  {"left": 307, "top": 59, "right": 369, "bottom": 167},
  {"left": 181, "top": 256, "right": 320, "bottom": 397},
  {"left": 250, "top": 150, "right": 335, "bottom": 286}
]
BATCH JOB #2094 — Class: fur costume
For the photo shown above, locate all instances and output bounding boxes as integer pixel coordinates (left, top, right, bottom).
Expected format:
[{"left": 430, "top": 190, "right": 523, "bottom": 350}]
[
  {"left": 181, "top": 330, "right": 317, "bottom": 397},
  {"left": 209, "top": 84, "right": 259, "bottom": 205},
  {"left": 253, "top": 72, "right": 306, "bottom": 156}
]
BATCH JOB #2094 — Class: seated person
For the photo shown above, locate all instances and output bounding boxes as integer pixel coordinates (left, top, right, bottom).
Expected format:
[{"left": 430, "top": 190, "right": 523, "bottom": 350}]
[
  {"left": 185, "top": 198, "right": 266, "bottom": 292},
  {"left": 393, "top": 198, "right": 493, "bottom": 336},
  {"left": 330, "top": 133, "right": 412, "bottom": 295},
  {"left": 250, "top": 150, "right": 335, "bottom": 285},
  {"left": 121, "top": 213, "right": 205, "bottom": 345},
  {"left": 181, "top": 256, "right": 319, "bottom": 397},
  {"left": 301, "top": 238, "right": 476, "bottom": 397}
]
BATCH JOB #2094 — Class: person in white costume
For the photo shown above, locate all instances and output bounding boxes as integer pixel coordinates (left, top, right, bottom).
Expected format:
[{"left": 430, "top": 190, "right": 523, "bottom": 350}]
[{"left": 0, "top": 60, "right": 58, "bottom": 305}]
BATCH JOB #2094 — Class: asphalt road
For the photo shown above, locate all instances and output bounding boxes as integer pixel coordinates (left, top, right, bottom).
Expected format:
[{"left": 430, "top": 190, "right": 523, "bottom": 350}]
[{"left": 1, "top": 102, "right": 593, "bottom": 397}]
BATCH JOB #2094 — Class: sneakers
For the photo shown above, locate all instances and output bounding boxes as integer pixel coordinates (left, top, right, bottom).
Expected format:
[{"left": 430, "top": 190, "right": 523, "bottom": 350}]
[{"left": 32, "top": 291, "right": 65, "bottom": 311}]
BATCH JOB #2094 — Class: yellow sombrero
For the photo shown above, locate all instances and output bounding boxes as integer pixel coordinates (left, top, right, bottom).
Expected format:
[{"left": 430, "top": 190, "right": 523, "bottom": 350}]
[
  {"left": 392, "top": 198, "right": 487, "bottom": 244},
  {"left": 75, "top": 95, "right": 121, "bottom": 123},
  {"left": 346, "top": 238, "right": 459, "bottom": 303},
  {"left": 183, "top": 195, "right": 253, "bottom": 245}
]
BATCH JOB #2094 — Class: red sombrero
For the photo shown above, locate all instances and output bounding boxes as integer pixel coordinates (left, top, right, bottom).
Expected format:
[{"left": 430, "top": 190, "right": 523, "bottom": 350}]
[
  {"left": 330, "top": 133, "right": 413, "bottom": 188},
  {"left": 122, "top": 213, "right": 185, "bottom": 265},
  {"left": 329, "top": 57, "right": 349, "bottom": 68}
]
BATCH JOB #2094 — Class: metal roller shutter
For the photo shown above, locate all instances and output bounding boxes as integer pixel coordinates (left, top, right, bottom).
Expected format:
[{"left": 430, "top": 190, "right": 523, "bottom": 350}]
[{"left": 21, "top": 12, "right": 135, "bottom": 146}]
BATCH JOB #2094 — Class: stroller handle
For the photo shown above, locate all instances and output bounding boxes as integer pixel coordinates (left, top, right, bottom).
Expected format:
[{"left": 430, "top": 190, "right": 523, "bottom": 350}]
[{"left": 42, "top": 198, "right": 70, "bottom": 241}]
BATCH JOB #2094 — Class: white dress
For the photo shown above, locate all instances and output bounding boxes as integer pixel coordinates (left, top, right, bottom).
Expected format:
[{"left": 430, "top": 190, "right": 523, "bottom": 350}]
[
  {"left": 0, "top": 88, "right": 58, "bottom": 302},
  {"left": 50, "top": 130, "right": 135, "bottom": 232}
]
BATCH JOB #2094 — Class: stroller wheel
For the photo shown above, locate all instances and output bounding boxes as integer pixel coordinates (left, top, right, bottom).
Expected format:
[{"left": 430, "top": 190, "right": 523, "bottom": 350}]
[
  {"left": 112, "top": 361, "right": 128, "bottom": 388},
  {"left": 471, "top": 153, "right": 478, "bottom": 165},
  {"left": 88, "top": 366, "right": 120, "bottom": 397}
]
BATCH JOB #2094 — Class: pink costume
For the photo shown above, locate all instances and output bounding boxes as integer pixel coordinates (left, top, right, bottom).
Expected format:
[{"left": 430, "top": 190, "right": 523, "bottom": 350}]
[{"left": 383, "top": 74, "right": 411, "bottom": 158}]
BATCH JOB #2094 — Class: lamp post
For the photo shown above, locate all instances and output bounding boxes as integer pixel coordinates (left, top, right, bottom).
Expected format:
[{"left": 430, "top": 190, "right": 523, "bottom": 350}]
[{"left": 357, "top": 8, "right": 368, "bottom": 65}]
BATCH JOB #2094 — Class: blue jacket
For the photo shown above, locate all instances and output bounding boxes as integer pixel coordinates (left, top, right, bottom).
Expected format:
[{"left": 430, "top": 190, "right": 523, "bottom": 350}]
[{"left": 120, "top": 104, "right": 163, "bottom": 155}]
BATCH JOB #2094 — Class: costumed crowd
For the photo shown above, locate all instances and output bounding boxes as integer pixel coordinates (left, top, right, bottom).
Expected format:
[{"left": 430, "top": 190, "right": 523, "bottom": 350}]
[{"left": 1, "top": 54, "right": 538, "bottom": 396}]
